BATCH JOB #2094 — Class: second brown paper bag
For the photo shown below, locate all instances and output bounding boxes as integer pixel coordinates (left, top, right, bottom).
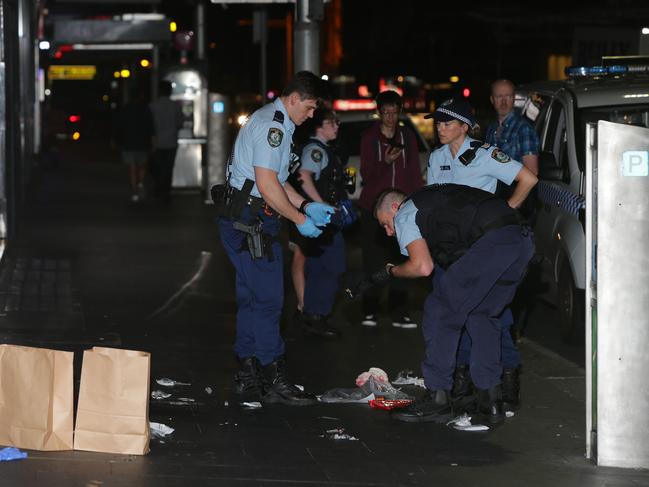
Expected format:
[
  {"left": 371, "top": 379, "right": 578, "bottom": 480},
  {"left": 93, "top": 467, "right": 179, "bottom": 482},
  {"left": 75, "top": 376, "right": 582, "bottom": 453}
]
[{"left": 74, "top": 346, "right": 151, "bottom": 455}]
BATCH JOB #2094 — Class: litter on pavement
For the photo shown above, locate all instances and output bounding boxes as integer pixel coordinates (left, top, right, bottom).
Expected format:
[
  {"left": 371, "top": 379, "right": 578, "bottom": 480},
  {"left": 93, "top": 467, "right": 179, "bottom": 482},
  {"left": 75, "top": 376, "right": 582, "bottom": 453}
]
[
  {"left": 447, "top": 414, "right": 490, "bottom": 432},
  {"left": 150, "top": 422, "right": 175, "bottom": 439},
  {"left": 322, "top": 428, "right": 359, "bottom": 441},
  {"left": 0, "top": 447, "right": 27, "bottom": 462},
  {"left": 156, "top": 378, "right": 191, "bottom": 387},
  {"left": 151, "top": 390, "right": 172, "bottom": 400},
  {"left": 392, "top": 369, "right": 426, "bottom": 388},
  {"left": 241, "top": 401, "right": 262, "bottom": 409},
  {"left": 320, "top": 367, "right": 412, "bottom": 403}
]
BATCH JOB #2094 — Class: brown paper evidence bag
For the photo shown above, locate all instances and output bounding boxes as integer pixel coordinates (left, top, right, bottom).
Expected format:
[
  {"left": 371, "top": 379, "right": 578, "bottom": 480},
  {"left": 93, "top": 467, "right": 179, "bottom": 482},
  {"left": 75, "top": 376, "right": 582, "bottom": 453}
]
[{"left": 0, "top": 344, "right": 151, "bottom": 455}]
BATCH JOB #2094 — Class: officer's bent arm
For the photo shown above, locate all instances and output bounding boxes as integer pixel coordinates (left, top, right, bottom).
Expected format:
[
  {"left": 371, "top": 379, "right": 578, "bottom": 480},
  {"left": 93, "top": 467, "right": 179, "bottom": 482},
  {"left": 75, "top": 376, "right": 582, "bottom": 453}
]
[
  {"left": 390, "top": 239, "right": 434, "bottom": 278},
  {"left": 255, "top": 166, "right": 306, "bottom": 225},
  {"left": 507, "top": 166, "right": 538, "bottom": 209},
  {"left": 522, "top": 154, "right": 539, "bottom": 176},
  {"left": 297, "top": 169, "right": 324, "bottom": 203}
]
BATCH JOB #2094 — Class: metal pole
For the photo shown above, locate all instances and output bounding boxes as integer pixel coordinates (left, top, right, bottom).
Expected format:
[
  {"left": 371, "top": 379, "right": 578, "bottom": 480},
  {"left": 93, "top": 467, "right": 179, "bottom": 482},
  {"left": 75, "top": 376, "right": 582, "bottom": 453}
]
[
  {"left": 294, "top": 0, "right": 322, "bottom": 74},
  {"left": 196, "top": 0, "right": 205, "bottom": 61},
  {"left": 253, "top": 8, "right": 267, "bottom": 100}
]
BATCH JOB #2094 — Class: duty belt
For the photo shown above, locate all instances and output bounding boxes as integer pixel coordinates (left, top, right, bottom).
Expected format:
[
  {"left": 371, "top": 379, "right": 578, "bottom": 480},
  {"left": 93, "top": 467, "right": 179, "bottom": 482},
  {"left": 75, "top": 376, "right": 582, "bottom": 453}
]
[{"left": 230, "top": 186, "right": 277, "bottom": 217}]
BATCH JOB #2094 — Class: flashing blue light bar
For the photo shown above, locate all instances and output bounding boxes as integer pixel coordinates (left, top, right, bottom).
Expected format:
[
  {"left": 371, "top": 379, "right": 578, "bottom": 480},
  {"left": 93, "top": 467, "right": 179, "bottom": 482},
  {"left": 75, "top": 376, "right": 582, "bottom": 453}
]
[{"left": 565, "top": 64, "right": 648, "bottom": 78}]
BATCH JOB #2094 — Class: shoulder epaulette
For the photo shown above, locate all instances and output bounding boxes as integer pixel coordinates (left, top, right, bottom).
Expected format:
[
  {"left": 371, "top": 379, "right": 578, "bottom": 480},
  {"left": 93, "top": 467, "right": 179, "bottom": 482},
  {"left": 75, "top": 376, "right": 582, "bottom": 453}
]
[{"left": 273, "top": 110, "right": 284, "bottom": 124}]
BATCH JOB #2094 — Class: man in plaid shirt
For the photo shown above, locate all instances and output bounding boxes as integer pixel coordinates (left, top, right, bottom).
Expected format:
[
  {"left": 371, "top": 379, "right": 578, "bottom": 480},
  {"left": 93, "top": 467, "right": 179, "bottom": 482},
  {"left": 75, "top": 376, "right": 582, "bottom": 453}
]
[{"left": 487, "top": 79, "right": 539, "bottom": 177}]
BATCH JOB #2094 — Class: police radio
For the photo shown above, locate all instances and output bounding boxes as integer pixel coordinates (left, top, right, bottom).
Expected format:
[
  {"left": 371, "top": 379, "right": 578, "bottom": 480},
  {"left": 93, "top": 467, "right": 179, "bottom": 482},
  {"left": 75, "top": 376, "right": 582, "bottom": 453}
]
[
  {"left": 459, "top": 140, "right": 488, "bottom": 166},
  {"left": 288, "top": 149, "right": 301, "bottom": 174}
]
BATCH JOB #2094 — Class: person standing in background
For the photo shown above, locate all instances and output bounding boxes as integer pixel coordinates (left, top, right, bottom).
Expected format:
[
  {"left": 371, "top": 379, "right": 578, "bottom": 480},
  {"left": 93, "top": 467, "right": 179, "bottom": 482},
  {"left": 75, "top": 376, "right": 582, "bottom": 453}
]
[
  {"left": 149, "top": 81, "right": 184, "bottom": 205},
  {"left": 115, "top": 91, "right": 153, "bottom": 203},
  {"left": 358, "top": 90, "right": 423, "bottom": 329}
]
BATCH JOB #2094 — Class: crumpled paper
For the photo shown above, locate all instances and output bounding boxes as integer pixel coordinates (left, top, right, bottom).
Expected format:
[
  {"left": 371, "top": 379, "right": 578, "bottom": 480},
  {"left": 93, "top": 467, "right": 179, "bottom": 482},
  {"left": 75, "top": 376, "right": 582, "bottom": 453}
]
[
  {"left": 446, "top": 414, "right": 489, "bottom": 432},
  {"left": 156, "top": 378, "right": 190, "bottom": 387},
  {"left": 0, "top": 447, "right": 28, "bottom": 461},
  {"left": 150, "top": 422, "right": 175, "bottom": 439}
]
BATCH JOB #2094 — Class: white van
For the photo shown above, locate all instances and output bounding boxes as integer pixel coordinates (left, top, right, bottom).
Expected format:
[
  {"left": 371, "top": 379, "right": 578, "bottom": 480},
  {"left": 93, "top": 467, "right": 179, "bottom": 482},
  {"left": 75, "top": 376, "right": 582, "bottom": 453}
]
[{"left": 517, "top": 64, "right": 649, "bottom": 343}]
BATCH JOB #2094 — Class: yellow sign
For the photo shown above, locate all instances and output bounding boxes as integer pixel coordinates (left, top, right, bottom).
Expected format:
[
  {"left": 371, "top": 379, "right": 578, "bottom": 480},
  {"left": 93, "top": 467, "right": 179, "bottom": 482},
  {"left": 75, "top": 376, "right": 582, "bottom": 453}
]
[{"left": 48, "top": 65, "right": 97, "bottom": 81}]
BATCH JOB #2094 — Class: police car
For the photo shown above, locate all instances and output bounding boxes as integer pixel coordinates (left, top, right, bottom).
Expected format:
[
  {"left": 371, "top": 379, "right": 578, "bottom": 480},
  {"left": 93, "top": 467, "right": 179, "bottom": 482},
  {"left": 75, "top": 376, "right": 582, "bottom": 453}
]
[
  {"left": 517, "top": 62, "right": 649, "bottom": 343},
  {"left": 333, "top": 101, "right": 431, "bottom": 199}
]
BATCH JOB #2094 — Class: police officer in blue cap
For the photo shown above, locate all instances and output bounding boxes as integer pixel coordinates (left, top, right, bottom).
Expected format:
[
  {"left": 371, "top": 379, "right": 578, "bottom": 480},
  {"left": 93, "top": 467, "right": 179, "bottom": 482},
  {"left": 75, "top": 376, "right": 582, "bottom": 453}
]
[
  {"left": 364, "top": 185, "right": 534, "bottom": 423},
  {"left": 217, "top": 71, "right": 335, "bottom": 406},
  {"left": 426, "top": 98, "right": 538, "bottom": 411}
]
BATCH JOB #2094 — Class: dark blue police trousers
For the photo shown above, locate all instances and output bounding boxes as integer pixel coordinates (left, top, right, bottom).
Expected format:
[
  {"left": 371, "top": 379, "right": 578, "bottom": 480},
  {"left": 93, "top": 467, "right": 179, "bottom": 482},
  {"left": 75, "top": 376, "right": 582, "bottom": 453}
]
[
  {"left": 421, "top": 226, "right": 534, "bottom": 391},
  {"left": 219, "top": 210, "right": 285, "bottom": 366},
  {"left": 303, "top": 230, "right": 346, "bottom": 316}
]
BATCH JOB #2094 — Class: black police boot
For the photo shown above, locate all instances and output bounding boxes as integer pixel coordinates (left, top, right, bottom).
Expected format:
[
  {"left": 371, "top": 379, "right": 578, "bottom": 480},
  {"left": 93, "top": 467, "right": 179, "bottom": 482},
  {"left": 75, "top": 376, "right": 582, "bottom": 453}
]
[
  {"left": 391, "top": 389, "right": 453, "bottom": 423},
  {"left": 302, "top": 313, "right": 341, "bottom": 339},
  {"left": 234, "top": 356, "right": 262, "bottom": 400},
  {"left": 260, "top": 356, "right": 318, "bottom": 406},
  {"left": 451, "top": 364, "right": 475, "bottom": 407},
  {"left": 502, "top": 367, "right": 521, "bottom": 412},
  {"left": 477, "top": 385, "right": 505, "bottom": 424}
]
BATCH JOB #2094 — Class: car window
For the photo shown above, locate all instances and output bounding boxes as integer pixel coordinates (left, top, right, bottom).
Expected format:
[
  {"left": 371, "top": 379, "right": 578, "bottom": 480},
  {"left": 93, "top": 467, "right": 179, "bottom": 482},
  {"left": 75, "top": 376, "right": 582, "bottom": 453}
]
[
  {"left": 575, "top": 104, "right": 649, "bottom": 168},
  {"left": 541, "top": 100, "right": 570, "bottom": 182},
  {"left": 337, "top": 118, "right": 427, "bottom": 158}
]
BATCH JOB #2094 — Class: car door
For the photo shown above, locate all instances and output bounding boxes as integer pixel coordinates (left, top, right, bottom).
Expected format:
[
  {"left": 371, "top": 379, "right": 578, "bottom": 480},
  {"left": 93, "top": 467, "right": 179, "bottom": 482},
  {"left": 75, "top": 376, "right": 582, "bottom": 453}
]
[{"left": 535, "top": 97, "right": 572, "bottom": 294}]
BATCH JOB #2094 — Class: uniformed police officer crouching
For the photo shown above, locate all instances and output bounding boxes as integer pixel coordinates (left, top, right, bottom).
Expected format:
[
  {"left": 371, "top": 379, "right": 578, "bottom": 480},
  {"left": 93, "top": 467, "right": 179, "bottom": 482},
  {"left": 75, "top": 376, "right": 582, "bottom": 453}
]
[
  {"left": 214, "top": 71, "right": 336, "bottom": 406},
  {"left": 292, "top": 107, "right": 355, "bottom": 339},
  {"left": 346, "top": 184, "right": 534, "bottom": 423},
  {"left": 426, "top": 98, "right": 538, "bottom": 412}
]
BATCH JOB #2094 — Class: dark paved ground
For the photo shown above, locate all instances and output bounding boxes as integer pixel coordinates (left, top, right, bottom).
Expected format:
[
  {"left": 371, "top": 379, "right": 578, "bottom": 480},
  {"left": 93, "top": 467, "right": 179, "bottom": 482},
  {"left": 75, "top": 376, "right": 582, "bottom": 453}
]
[{"left": 0, "top": 143, "right": 647, "bottom": 486}]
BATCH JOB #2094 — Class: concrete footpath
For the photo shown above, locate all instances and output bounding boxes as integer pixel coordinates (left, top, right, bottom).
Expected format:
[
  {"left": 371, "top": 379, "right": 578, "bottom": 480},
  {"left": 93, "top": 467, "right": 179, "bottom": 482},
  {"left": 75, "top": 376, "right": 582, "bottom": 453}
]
[{"left": 0, "top": 147, "right": 647, "bottom": 486}]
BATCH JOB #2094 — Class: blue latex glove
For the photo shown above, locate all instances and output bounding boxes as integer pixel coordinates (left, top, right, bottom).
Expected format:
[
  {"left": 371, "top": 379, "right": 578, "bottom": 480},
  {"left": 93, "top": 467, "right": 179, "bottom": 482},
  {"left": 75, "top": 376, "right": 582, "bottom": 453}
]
[
  {"left": 296, "top": 216, "right": 323, "bottom": 238},
  {"left": 304, "top": 202, "right": 335, "bottom": 227},
  {"left": 0, "top": 447, "right": 27, "bottom": 461}
]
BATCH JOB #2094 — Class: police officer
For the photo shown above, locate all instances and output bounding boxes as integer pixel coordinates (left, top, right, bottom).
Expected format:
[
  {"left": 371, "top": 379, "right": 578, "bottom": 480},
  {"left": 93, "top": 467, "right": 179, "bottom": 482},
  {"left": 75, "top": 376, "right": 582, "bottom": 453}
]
[
  {"left": 218, "top": 71, "right": 335, "bottom": 406},
  {"left": 426, "top": 98, "right": 538, "bottom": 411},
  {"left": 297, "top": 108, "right": 348, "bottom": 338},
  {"left": 369, "top": 185, "right": 535, "bottom": 423}
]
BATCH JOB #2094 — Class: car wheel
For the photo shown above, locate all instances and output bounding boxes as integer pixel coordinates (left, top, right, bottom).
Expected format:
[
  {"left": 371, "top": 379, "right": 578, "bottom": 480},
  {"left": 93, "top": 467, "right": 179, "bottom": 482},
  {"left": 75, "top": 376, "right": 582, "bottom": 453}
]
[{"left": 557, "top": 259, "right": 585, "bottom": 345}]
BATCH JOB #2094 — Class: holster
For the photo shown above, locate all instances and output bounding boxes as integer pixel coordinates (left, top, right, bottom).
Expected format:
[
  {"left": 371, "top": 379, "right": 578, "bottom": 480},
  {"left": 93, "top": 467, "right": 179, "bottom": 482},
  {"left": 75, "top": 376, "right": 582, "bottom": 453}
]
[{"left": 233, "top": 221, "right": 275, "bottom": 261}]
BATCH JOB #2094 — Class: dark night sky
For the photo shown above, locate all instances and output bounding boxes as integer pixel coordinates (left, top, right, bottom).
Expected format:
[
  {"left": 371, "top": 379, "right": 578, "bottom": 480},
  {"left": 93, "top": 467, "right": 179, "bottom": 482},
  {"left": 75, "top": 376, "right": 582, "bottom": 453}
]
[{"left": 50, "top": 0, "right": 649, "bottom": 107}]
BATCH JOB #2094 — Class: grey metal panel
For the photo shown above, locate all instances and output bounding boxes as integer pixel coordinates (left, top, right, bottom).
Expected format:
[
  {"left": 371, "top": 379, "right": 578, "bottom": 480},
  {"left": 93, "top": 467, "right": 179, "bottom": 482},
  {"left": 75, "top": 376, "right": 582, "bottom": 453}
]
[
  {"left": 596, "top": 120, "right": 649, "bottom": 468},
  {"left": 585, "top": 123, "right": 596, "bottom": 461},
  {"left": 53, "top": 20, "right": 170, "bottom": 44},
  {"left": 206, "top": 93, "right": 230, "bottom": 192},
  {"left": 172, "top": 143, "right": 202, "bottom": 188}
]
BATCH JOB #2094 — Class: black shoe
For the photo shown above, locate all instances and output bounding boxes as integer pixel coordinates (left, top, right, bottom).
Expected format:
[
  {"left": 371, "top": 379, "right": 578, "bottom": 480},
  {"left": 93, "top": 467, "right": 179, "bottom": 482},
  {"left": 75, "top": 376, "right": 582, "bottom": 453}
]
[
  {"left": 260, "top": 356, "right": 317, "bottom": 406},
  {"left": 451, "top": 364, "right": 475, "bottom": 407},
  {"left": 302, "top": 313, "right": 341, "bottom": 339},
  {"left": 391, "top": 389, "right": 453, "bottom": 423},
  {"left": 477, "top": 386, "right": 505, "bottom": 424},
  {"left": 234, "top": 356, "right": 262, "bottom": 400},
  {"left": 502, "top": 367, "right": 521, "bottom": 412}
]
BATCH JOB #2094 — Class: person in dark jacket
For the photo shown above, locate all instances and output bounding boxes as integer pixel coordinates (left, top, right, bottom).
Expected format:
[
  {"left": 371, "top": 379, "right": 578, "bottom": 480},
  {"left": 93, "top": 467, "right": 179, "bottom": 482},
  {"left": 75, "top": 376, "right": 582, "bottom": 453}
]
[
  {"left": 357, "top": 90, "right": 423, "bottom": 329},
  {"left": 115, "top": 93, "right": 153, "bottom": 203}
]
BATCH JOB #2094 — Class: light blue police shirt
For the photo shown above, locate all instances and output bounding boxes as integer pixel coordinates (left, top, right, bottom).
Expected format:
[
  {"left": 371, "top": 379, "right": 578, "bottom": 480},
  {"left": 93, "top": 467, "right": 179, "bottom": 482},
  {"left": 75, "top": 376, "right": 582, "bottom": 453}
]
[
  {"left": 300, "top": 138, "right": 329, "bottom": 181},
  {"left": 228, "top": 98, "right": 295, "bottom": 198},
  {"left": 394, "top": 199, "right": 423, "bottom": 257},
  {"left": 427, "top": 136, "right": 522, "bottom": 194}
]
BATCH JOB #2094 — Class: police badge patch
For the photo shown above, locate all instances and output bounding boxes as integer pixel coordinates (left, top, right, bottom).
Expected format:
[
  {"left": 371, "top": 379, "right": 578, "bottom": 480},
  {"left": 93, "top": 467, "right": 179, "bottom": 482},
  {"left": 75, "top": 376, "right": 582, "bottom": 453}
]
[
  {"left": 267, "top": 128, "right": 284, "bottom": 147},
  {"left": 311, "top": 149, "right": 323, "bottom": 163},
  {"left": 491, "top": 148, "right": 511, "bottom": 163}
]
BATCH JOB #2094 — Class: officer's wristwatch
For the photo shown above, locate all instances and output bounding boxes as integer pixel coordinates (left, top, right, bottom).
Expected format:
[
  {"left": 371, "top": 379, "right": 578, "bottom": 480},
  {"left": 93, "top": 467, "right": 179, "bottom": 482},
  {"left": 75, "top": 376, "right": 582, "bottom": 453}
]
[{"left": 299, "top": 200, "right": 310, "bottom": 214}]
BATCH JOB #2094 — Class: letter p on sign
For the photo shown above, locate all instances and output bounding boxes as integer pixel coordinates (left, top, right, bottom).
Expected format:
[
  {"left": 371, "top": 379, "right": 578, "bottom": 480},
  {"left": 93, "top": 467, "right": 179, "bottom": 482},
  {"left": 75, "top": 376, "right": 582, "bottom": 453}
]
[{"left": 623, "top": 151, "right": 649, "bottom": 177}]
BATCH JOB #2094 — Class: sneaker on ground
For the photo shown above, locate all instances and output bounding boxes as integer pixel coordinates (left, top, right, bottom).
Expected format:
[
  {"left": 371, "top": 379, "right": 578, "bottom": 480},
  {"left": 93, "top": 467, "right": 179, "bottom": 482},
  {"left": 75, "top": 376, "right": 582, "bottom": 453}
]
[
  {"left": 392, "top": 316, "right": 417, "bottom": 329},
  {"left": 361, "top": 314, "right": 377, "bottom": 327}
]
